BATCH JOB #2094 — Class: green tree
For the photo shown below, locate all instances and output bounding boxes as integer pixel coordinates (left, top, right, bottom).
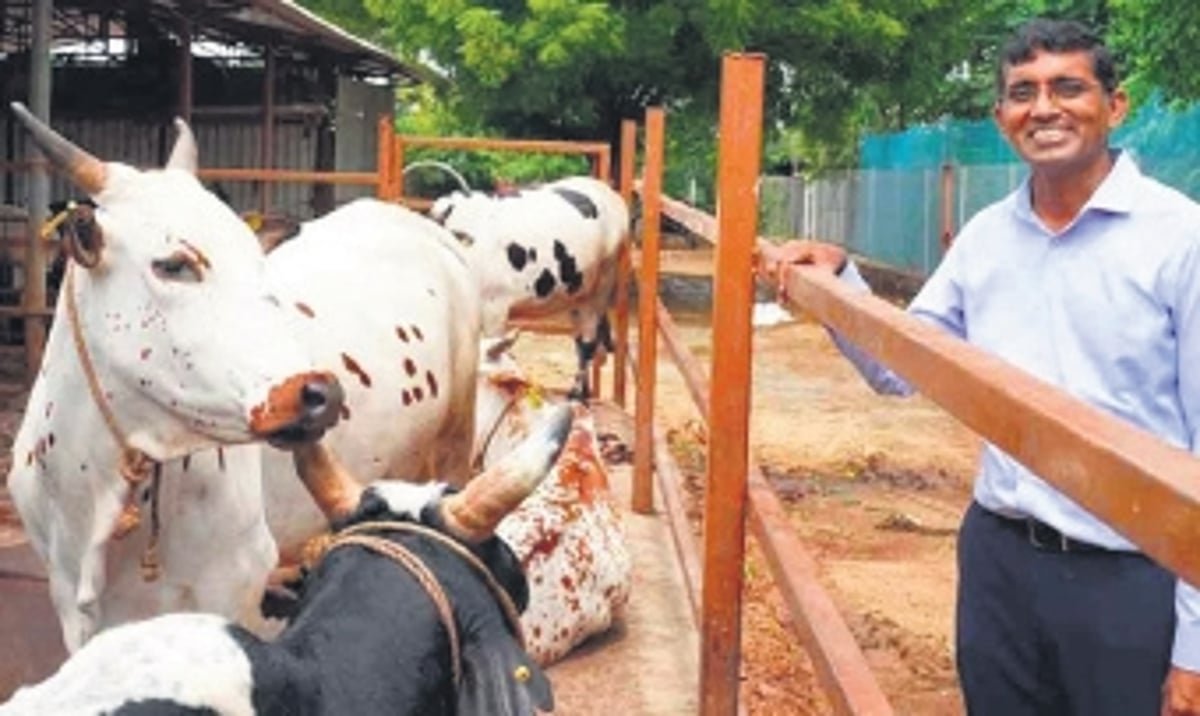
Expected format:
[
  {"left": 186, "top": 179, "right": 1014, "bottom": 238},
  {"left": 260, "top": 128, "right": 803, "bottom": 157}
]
[
  {"left": 304, "top": 1, "right": 1125, "bottom": 198},
  {"left": 1110, "top": 0, "right": 1200, "bottom": 104}
]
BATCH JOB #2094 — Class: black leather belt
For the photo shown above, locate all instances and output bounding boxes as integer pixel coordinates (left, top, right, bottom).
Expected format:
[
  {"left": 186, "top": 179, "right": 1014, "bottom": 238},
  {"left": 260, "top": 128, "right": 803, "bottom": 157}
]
[{"left": 990, "top": 510, "right": 1107, "bottom": 554}]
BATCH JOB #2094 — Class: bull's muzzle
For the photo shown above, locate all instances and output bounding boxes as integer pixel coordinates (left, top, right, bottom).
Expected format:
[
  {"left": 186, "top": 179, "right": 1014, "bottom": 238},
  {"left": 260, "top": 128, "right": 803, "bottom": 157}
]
[{"left": 251, "top": 371, "right": 345, "bottom": 448}]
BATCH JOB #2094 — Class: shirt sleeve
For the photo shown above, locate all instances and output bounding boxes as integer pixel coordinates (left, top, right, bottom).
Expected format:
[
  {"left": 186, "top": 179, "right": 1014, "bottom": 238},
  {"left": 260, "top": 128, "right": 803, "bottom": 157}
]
[
  {"left": 1169, "top": 237, "right": 1200, "bottom": 669},
  {"left": 826, "top": 239, "right": 969, "bottom": 397}
]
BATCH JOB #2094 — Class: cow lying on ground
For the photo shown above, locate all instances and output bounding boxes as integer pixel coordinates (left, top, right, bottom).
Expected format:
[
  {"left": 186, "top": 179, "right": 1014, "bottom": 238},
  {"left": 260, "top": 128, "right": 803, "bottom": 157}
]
[
  {"left": 429, "top": 176, "right": 628, "bottom": 400},
  {"left": 6, "top": 105, "right": 481, "bottom": 652},
  {"left": 0, "top": 405, "right": 570, "bottom": 716},
  {"left": 6, "top": 103, "right": 344, "bottom": 651},
  {"left": 476, "top": 334, "right": 632, "bottom": 665}
]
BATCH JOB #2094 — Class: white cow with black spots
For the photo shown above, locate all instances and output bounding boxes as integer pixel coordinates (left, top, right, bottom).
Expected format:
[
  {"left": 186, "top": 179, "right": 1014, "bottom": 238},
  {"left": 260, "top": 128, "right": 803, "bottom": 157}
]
[
  {"left": 430, "top": 175, "right": 628, "bottom": 400},
  {"left": 5, "top": 106, "right": 481, "bottom": 654}
]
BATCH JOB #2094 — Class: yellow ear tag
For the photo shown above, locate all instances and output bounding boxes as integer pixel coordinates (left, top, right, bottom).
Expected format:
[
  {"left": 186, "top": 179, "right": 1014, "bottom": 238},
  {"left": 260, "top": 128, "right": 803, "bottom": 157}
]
[
  {"left": 524, "top": 384, "right": 544, "bottom": 409},
  {"left": 243, "top": 212, "right": 264, "bottom": 232},
  {"left": 39, "top": 201, "right": 76, "bottom": 242},
  {"left": 513, "top": 665, "right": 531, "bottom": 683}
]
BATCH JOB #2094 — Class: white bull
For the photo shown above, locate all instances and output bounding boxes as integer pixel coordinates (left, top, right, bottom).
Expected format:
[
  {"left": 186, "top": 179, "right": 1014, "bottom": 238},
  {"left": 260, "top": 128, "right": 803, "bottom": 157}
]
[
  {"left": 258, "top": 199, "right": 481, "bottom": 559},
  {"left": 430, "top": 176, "right": 628, "bottom": 400},
  {"left": 6, "top": 106, "right": 482, "bottom": 653},
  {"left": 5, "top": 104, "right": 344, "bottom": 651}
]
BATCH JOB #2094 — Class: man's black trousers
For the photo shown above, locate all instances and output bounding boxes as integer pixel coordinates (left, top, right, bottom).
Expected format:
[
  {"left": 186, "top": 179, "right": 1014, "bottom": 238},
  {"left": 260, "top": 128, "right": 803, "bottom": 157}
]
[{"left": 956, "top": 501, "right": 1175, "bottom": 715}]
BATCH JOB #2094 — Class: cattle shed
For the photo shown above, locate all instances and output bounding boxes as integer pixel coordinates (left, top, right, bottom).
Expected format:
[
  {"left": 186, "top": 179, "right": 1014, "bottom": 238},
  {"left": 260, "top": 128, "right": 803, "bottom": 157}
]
[{"left": 0, "top": 0, "right": 419, "bottom": 362}]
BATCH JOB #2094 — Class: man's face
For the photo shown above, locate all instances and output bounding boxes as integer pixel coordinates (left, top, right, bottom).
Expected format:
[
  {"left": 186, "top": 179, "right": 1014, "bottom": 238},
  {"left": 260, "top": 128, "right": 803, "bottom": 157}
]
[{"left": 994, "top": 49, "right": 1128, "bottom": 176}]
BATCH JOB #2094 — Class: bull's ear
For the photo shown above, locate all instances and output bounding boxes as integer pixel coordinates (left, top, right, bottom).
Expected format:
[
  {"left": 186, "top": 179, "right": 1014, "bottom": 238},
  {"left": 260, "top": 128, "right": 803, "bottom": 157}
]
[
  {"left": 165, "top": 118, "right": 198, "bottom": 174},
  {"left": 459, "top": 640, "right": 554, "bottom": 716},
  {"left": 62, "top": 203, "right": 104, "bottom": 269}
]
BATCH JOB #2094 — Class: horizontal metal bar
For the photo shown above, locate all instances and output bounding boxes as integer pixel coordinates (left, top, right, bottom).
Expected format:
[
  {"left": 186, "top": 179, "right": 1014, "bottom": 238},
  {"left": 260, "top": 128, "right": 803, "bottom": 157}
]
[
  {"left": 397, "top": 135, "right": 608, "bottom": 156},
  {"left": 196, "top": 168, "right": 379, "bottom": 186}
]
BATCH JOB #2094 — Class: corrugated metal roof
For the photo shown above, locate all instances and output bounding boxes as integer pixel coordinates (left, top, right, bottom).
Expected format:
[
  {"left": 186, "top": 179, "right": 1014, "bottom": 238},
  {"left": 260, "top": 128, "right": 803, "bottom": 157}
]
[{"left": 1, "top": 0, "right": 423, "bottom": 84}]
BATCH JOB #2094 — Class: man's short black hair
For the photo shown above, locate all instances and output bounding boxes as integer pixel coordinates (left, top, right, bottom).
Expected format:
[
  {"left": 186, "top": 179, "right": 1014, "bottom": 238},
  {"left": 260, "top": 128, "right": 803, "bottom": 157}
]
[{"left": 996, "top": 19, "right": 1118, "bottom": 96}]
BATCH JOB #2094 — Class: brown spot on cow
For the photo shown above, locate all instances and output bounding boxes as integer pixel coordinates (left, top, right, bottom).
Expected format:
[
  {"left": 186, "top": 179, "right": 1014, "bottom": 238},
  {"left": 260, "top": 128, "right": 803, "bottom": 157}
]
[
  {"left": 294, "top": 302, "right": 315, "bottom": 318},
  {"left": 412, "top": 387, "right": 424, "bottom": 402},
  {"left": 426, "top": 371, "right": 439, "bottom": 397},
  {"left": 47, "top": 433, "right": 55, "bottom": 448},
  {"left": 402, "top": 390, "right": 412, "bottom": 406},
  {"left": 411, "top": 325, "right": 424, "bottom": 341},
  {"left": 341, "top": 353, "right": 373, "bottom": 387},
  {"left": 404, "top": 358, "right": 417, "bottom": 377},
  {"left": 140, "top": 347, "right": 152, "bottom": 361},
  {"left": 395, "top": 326, "right": 409, "bottom": 343},
  {"left": 339, "top": 404, "right": 351, "bottom": 421}
]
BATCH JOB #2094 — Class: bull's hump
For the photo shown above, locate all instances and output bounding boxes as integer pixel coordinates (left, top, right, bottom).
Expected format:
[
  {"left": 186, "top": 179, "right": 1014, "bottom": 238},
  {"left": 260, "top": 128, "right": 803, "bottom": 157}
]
[{"left": 550, "top": 188, "right": 598, "bottom": 219}]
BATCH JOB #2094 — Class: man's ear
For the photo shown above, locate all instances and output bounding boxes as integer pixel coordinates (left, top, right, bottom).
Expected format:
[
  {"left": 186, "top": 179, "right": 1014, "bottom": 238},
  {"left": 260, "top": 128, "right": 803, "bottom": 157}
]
[{"left": 1107, "top": 86, "right": 1130, "bottom": 128}]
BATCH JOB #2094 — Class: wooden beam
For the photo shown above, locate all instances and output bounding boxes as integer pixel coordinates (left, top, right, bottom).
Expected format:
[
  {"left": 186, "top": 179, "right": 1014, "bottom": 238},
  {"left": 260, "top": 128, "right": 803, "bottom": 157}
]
[
  {"left": 24, "top": 0, "right": 53, "bottom": 380},
  {"left": 259, "top": 45, "right": 276, "bottom": 214},
  {"left": 177, "top": 19, "right": 193, "bottom": 123}
]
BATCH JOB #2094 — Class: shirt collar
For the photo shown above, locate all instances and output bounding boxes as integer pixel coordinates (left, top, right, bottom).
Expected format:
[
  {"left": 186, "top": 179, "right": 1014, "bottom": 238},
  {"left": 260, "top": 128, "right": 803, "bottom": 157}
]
[{"left": 1012, "top": 149, "right": 1139, "bottom": 223}]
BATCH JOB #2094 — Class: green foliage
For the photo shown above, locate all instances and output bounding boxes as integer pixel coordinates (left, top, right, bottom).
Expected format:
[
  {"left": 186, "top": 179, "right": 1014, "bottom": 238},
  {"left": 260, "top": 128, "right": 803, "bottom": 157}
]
[
  {"left": 1110, "top": 0, "right": 1200, "bottom": 104},
  {"left": 301, "top": 0, "right": 1200, "bottom": 205}
]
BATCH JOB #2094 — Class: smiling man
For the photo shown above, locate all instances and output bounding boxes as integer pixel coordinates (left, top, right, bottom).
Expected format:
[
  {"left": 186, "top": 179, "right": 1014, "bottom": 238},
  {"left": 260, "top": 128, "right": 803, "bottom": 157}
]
[{"left": 758, "top": 18, "right": 1200, "bottom": 716}]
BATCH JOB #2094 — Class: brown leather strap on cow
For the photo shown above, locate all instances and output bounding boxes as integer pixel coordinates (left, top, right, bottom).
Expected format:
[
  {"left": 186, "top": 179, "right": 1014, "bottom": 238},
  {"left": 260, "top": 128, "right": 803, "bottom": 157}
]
[
  {"left": 471, "top": 380, "right": 545, "bottom": 473},
  {"left": 319, "top": 520, "right": 527, "bottom": 685},
  {"left": 472, "top": 395, "right": 522, "bottom": 473},
  {"left": 65, "top": 262, "right": 161, "bottom": 578}
]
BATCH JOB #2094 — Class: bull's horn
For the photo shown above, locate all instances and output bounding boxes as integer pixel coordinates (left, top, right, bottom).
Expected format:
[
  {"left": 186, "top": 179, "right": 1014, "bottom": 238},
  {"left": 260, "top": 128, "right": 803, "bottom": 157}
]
[
  {"left": 441, "top": 403, "right": 573, "bottom": 543},
  {"left": 10, "top": 102, "right": 106, "bottom": 195},
  {"left": 291, "top": 441, "right": 364, "bottom": 523},
  {"left": 165, "top": 118, "right": 198, "bottom": 174}
]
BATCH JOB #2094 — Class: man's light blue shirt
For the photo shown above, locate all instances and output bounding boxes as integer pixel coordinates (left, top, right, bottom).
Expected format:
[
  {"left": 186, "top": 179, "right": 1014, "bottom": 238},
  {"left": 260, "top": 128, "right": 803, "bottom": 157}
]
[{"left": 832, "top": 152, "right": 1200, "bottom": 668}]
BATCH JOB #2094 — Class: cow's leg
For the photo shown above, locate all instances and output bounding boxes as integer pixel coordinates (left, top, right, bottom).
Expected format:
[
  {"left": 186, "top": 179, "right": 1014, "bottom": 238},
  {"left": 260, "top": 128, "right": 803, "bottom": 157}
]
[
  {"left": 570, "top": 335, "right": 594, "bottom": 402},
  {"left": 569, "top": 309, "right": 614, "bottom": 402}
]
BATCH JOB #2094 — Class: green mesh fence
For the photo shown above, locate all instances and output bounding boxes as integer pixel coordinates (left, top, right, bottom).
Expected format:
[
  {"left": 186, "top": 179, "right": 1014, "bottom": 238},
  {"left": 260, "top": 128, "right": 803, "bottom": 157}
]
[{"left": 835, "top": 97, "right": 1200, "bottom": 275}]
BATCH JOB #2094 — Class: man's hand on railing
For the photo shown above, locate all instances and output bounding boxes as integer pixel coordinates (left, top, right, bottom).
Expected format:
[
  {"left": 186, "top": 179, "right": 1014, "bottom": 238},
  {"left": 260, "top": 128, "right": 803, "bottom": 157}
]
[{"left": 754, "top": 239, "right": 848, "bottom": 301}]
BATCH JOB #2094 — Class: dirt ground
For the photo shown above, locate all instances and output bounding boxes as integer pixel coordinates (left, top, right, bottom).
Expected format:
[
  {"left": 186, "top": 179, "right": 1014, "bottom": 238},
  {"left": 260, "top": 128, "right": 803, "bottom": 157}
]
[
  {"left": 508, "top": 302, "right": 981, "bottom": 715},
  {"left": 0, "top": 292, "right": 982, "bottom": 714}
]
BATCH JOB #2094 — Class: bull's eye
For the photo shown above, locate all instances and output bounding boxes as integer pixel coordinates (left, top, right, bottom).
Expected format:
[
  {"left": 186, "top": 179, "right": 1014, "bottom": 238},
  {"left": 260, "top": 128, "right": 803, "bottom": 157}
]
[{"left": 151, "top": 252, "right": 203, "bottom": 283}]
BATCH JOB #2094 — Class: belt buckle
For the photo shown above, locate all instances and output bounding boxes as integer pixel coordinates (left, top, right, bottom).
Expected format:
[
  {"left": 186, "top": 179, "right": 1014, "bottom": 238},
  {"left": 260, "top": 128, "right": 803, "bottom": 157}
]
[{"left": 1025, "top": 519, "right": 1069, "bottom": 552}]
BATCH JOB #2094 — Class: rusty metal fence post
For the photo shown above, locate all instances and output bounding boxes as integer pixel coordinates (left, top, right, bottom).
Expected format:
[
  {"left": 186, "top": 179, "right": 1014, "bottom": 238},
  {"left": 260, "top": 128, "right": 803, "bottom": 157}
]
[
  {"left": 614, "top": 119, "right": 637, "bottom": 408},
  {"left": 700, "top": 52, "right": 764, "bottom": 716},
  {"left": 632, "top": 107, "right": 665, "bottom": 516}
]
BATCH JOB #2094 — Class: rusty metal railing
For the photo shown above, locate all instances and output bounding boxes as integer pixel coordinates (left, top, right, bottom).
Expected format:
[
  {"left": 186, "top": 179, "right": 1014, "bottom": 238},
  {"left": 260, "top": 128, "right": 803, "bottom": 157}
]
[{"left": 627, "top": 50, "right": 1200, "bottom": 716}]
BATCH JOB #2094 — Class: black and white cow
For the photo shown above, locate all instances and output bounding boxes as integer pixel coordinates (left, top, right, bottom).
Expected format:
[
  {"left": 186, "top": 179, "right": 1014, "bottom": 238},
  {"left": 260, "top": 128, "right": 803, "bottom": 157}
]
[
  {"left": 0, "top": 406, "right": 573, "bottom": 716},
  {"left": 429, "top": 176, "right": 628, "bottom": 400}
]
